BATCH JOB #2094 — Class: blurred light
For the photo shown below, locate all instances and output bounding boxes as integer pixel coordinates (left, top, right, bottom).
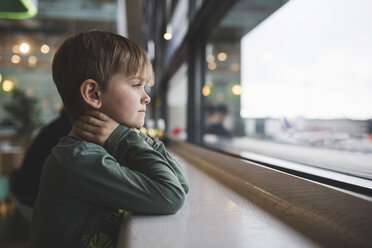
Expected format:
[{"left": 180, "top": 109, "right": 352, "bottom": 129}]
[
  {"left": 148, "top": 128, "right": 158, "bottom": 138},
  {"left": 12, "top": 45, "right": 20, "bottom": 53},
  {"left": 26, "top": 89, "right": 35, "bottom": 97},
  {"left": 28, "top": 55, "right": 37, "bottom": 67},
  {"left": 20, "top": 43, "right": 30, "bottom": 54},
  {"left": 208, "top": 62, "right": 216, "bottom": 70},
  {"left": 231, "top": 63, "right": 240, "bottom": 72},
  {"left": 217, "top": 52, "right": 227, "bottom": 61},
  {"left": 163, "top": 24, "right": 172, "bottom": 40},
  {"left": 0, "top": 73, "right": 2, "bottom": 82},
  {"left": 202, "top": 85, "right": 211, "bottom": 96},
  {"left": 11, "top": 55, "right": 21, "bottom": 64},
  {"left": 40, "top": 44, "right": 50, "bottom": 54},
  {"left": 140, "top": 127, "right": 147, "bottom": 134},
  {"left": 163, "top": 32, "right": 172, "bottom": 40},
  {"left": 0, "top": 202, "right": 6, "bottom": 216},
  {"left": 232, "top": 84, "right": 242, "bottom": 95},
  {"left": 206, "top": 55, "right": 215, "bottom": 63},
  {"left": 2, "top": 80, "right": 14, "bottom": 92},
  {"left": 157, "top": 129, "right": 164, "bottom": 138}
]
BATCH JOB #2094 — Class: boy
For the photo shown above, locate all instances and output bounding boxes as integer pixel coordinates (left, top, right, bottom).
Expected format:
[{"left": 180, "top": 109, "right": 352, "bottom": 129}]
[{"left": 30, "top": 31, "right": 189, "bottom": 247}]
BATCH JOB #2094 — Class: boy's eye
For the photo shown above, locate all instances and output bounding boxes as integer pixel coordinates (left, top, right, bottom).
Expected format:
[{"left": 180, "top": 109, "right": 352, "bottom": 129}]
[{"left": 132, "top": 83, "right": 141, "bottom": 88}]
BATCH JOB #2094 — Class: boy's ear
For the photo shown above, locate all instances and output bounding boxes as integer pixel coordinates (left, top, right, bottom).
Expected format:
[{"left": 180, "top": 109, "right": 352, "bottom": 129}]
[{"left": 80, "top": 79, "right": 102, "bottom": 109}]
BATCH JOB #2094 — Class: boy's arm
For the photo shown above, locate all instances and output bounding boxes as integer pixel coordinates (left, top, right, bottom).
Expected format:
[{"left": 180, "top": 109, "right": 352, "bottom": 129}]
[
  {"left": 74, "top": 111, "right": 189, "bottom": 193},
  {"left": 138, "top": 132, "right": 189, "bottom": 193},
  {"left": 71, "top": 111, "right": 187, "bottom": 214}
]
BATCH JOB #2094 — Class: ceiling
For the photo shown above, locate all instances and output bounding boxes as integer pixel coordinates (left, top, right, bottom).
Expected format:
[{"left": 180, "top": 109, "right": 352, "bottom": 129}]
[
  {"left": 0, "top": 0, "right": 150, "bottom": 69},
  {"left": 0, "top": 0, "right": 118, "bottom": 33},
  {"left": 0, "top": 0, "right": 119, "bottom": 69}
]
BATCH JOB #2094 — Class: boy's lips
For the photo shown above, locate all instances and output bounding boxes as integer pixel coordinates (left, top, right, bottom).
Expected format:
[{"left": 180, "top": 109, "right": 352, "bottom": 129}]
[{"left": 138, "top": 109, "right": 146, "bottom": 112}]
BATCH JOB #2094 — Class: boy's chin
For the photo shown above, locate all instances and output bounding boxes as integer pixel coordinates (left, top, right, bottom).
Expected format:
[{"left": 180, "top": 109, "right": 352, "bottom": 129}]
[
  {"left": 125, "top": 122, "right": 144, "bottom": 129},
  {"left": 121, "top": 118, "right": 144, "bottom": 129}
]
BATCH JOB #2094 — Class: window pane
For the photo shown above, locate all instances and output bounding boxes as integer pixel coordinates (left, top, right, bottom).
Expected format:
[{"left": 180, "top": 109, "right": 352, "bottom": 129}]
[
  {"left": 167, "top": 64, "right": 188, "bottom": 140},
  {"left": 203, "top": 0, "right": 372, "bottom": 180}
]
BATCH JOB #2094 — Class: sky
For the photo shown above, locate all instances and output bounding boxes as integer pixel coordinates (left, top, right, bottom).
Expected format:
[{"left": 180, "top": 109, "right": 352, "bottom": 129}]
[{"left": 240, "top": 0, "right": 372, "bottom": 120}]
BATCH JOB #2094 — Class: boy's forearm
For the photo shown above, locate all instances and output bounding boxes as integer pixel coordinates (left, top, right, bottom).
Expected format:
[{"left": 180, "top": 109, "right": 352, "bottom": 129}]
[
  {"left": 104, "top": 125, "right": 189, "bottom": 193},
  {"left": 139, "top": 132, "right": 189, "bottom": 193},
  {"left": 101, "top": 124, "right": 186, "bottom": 213},
  {"left": 66, "top": 148, "right": 185, "bottom": 215},
  {"left": 106, "top": 126, "right": 183, "bottom": 180}
]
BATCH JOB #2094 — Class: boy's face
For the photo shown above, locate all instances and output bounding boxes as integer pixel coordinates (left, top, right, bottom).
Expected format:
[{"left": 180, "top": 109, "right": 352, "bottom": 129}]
[{"left": 100, "top": 71, "right": 151, "bottom": 129}]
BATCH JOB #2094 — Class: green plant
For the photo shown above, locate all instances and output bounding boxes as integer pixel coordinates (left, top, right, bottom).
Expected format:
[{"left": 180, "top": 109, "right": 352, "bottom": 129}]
[{"left": 3, "top": 88, "right": 41, "bottom": 140}]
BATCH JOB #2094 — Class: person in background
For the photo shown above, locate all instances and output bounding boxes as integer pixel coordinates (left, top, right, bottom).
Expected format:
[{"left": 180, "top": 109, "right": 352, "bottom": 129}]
[
  {"left": 11, "top": 108, "right": 71, "bottom": 222},
  {"left": 205, "top": 104, "right": 232, "bottom": 138}
]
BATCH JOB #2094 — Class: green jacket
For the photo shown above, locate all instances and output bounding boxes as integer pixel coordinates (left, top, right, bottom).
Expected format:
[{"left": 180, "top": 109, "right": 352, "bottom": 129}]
[{"left": 31, "top": 124, "right": 189, "bottom": 247}]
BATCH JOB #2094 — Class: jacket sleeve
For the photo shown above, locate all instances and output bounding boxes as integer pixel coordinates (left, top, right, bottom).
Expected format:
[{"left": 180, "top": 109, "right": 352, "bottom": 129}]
[
  {"left": 138, "top": 132, "right": 189, "bottom": 194},
  {"left": 63, "top": 125, "right": 186, "bottom": 214}
]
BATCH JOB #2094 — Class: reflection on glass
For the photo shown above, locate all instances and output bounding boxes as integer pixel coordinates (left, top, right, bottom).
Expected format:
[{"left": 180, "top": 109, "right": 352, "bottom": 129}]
[
  {"left": 203, "top": 0, "right": 372, "bottom": 179},
  {"left": 205, "top": 104, "right": 232, "bottom": 138}
]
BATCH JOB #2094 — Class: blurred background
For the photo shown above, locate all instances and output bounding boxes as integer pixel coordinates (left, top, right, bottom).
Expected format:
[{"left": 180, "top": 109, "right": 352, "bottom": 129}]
[{"left": 0, "top": 0, "right": 371, "bottom": 246}]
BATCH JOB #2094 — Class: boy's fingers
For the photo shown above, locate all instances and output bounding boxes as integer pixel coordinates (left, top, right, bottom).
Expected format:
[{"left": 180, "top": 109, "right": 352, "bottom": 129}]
[
  {"left": 132, "top": 128, "right": 140, "bottom": 135},
  {"left": 74, "top": 125, "right": 106, "bottom": 146},
  {"left": 78, "top": 115, "right": 103, "bottom": 127},
  {"left": 86, "top": 110, "right": 110, "bottom": 121},
  {"left": 75, "top": 120, "right": 99, "bottom": 133},
  {"left": 75, "top": 127, "right": 96, "bottom": 142}
]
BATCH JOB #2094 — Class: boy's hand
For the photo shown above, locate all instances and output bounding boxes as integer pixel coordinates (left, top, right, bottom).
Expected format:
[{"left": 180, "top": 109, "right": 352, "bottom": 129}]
[
  {"left": 73, "top": 110, "right": 119, "bottom": 146},
  {"left": 132, "top": 128, "right": 140, "bottom": 135}
]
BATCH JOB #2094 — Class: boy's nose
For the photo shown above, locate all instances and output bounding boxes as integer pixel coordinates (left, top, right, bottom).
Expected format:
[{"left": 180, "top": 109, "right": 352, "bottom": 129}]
[{"left": 142, "top": 92, "right": 151, "bottom": 104}]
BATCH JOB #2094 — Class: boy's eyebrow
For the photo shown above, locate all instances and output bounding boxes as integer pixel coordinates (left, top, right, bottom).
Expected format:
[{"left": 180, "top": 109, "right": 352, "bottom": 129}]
[
  {"left": 130, "top": 76, "right": 147, "bottom": 81},
  {"left": 130, "top": 76, "right": 154, "bottom": 86}
]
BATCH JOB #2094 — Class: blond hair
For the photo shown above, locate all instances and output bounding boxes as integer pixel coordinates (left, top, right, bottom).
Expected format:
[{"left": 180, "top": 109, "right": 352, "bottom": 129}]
[{"left": 52, "top": 30, "right": 152, "bottom": 121}]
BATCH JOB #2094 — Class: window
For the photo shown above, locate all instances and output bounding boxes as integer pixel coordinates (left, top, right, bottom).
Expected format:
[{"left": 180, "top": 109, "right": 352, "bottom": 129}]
[
  {"left": 202, "top": 0, "right": 372, "bottom": 182},
  {"left": 166, "top": 64, "right": 188, "bottom": 140}
]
